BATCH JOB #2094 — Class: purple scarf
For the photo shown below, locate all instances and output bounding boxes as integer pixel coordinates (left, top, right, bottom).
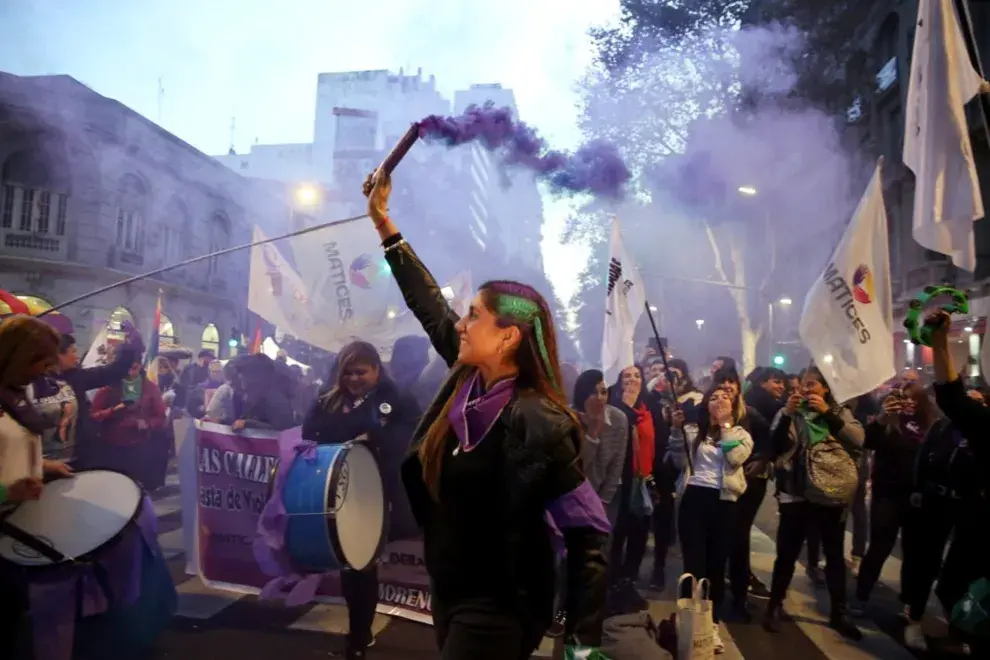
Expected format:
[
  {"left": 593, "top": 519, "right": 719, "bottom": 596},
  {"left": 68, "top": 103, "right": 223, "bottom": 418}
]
[{"left": 447, "top": 371, "right": 516, "bottom": 452}]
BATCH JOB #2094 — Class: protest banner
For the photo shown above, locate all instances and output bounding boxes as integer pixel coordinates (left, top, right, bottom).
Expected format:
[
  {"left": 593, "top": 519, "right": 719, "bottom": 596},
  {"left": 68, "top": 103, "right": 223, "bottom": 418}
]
[{"left": 188, "top": 421, "right": 433, "bottom": 622}]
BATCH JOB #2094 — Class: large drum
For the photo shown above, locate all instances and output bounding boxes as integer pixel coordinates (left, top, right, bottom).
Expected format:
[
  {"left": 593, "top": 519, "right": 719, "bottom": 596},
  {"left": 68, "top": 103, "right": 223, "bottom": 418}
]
[
  {"left": 0, "top": 470, "right": 142, "bottom": 566},
  {"left": 280, "top": 442, "right": 386, "bottom": 573}
]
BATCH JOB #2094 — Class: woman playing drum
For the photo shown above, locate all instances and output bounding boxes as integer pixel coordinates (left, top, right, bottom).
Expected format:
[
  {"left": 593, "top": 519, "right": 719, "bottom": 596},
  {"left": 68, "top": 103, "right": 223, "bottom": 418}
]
[
  {"left": 301, "top": 339, "right": 421, "bottom": 659},
  {"left": 0, "top": 315, "right": 78, "bottom": 652},
  {"left": 362, "top": 172, "right": 610, "bottom": 660}
]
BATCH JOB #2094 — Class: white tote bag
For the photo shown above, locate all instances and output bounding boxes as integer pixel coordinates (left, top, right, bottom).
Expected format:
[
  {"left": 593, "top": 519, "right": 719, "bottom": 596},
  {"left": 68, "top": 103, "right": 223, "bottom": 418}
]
[{"left": 676, "top": 573, "right": 715, "bottom": 660}]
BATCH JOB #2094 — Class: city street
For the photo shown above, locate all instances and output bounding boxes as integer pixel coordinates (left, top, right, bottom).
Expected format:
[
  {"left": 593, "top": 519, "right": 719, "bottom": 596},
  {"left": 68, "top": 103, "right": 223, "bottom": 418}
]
[{"left": 148, "top": 474, "right": 972, "bottom": 660}]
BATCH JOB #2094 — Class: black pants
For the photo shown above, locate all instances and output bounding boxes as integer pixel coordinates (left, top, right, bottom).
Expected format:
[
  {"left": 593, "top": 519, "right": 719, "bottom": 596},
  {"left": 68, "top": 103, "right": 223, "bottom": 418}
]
[
  {"left": 433, "top": 600, "right": 544, "bottom": 660},
  {"left": 849, "top": 455, "right": 870, "bottom": 558},
  {"left": 609, "top": 484, "right": 650, "bottom": 583},
  {"left": 728, "top": 476, "right": 767, "bottom": 603},
  {"left": 678, "top": 486, "right": 734, "bottom": 623},
  {"left": 0, "top": 571, "right": 28, "bottom": 658},
  {"left": 770, "top": 501, "right": 848, "bottom": 613},
  {"left": 651, "top": 472, "right": 677, "bottom": 577},
  {"left": 902, "top": 495, "right": 954, "bottom": 621},
  {"left": 856, "top": 492, "right": 912, "bottom": 603},
  {"left": 341, "top": 565, "right": 379, "bottom": 649}
]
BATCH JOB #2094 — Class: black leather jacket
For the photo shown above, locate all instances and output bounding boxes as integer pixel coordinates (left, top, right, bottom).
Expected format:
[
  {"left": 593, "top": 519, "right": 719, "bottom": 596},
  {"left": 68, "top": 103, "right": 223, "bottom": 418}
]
[{"left": 383, "top": 233, "right": 608, "bottom": 647}]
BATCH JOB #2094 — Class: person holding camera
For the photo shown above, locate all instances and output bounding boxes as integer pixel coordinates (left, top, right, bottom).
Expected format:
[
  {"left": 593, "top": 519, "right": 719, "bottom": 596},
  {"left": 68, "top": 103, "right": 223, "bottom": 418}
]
[
  {"left": 90, "top": 359, "right": 166, "bottom": 487},
  {"left": 850, "top": 380, "right": 937, "bottom": 629}
]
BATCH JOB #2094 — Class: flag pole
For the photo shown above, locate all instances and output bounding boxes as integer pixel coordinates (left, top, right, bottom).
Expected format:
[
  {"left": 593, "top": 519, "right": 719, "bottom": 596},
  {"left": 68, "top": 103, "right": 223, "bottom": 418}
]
[
  {"left": 39, "top": 212, "right": 369, "bottom": 316},
  {"left": 644, "top": 300, "right": 694, "bottom": 475},
  {"left": 953, "top": 0, "right": 990, "bottom": 149}
]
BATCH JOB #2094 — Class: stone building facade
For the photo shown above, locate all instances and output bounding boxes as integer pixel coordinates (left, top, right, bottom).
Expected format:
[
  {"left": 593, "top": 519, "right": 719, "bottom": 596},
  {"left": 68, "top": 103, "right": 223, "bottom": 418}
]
[{"left": 0, "top": 72, "right": 260, "bottom": 355}]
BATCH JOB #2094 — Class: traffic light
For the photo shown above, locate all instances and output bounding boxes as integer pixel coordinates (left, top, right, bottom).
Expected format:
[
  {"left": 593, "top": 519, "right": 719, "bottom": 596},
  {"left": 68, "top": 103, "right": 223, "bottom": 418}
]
[
  {"left": 773, "top": 354, "right": 785, "bottom": 367},
  {"left": 228, "top": 328, "right": 240, "bottom": 348}
]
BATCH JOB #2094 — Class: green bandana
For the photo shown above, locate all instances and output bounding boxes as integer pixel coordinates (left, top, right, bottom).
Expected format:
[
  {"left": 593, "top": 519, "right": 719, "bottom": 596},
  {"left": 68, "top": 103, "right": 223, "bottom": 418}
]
[
  {"left": 495, "top": 294, "right": 558, "bottom": 391},
  {"left": 122, "top": 377, "right": 142, "bottom": 403},
  {"left": 799, "top": 405, "right": 829, "bottom": 446}
]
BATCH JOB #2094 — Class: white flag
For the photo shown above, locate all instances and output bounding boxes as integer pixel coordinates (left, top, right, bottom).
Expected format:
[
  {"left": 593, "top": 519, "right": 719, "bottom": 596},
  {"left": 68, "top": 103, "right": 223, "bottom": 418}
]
[
  {"left": 81, "top": 324, "right": 110, "bottom": 369},
  {"left": 904, "top": 0, "right": 985, "bottom": 271},
  {"left": 799, "top": 161, "right": 895, "bottom": 403},
  {"left": 248, "top": 226, "right": 325, "bottom": 348},
  {"left": 602, "top": 216, "right": 647, "bottom": 383}
]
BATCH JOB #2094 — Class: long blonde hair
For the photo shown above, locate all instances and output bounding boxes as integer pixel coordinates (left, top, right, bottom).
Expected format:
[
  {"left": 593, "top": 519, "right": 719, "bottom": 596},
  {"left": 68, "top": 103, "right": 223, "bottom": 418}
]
[
  {"left": 417, "top": 280, "right": 579, "bottom": 500},
  {"left": 0, "top": 315, "right": 60, "bottom": 389}
]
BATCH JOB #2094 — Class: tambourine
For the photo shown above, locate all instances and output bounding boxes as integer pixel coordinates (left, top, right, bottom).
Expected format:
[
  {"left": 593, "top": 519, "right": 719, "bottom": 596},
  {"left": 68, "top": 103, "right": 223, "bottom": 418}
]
[{"left": 903, "top": 285, "right": 969, "bottom": 346}]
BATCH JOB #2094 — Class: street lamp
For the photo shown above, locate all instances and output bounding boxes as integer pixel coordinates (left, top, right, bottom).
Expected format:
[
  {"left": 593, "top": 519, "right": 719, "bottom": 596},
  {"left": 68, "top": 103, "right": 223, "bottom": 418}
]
[
  {"left": 767, "top": 296, "right": 793, "bottom": 364},
  {"left": 695, "top": 319, "right": 705, "bottom": 330},
  {"left": 294, "top": 183, "right": 320, "bottom": 207},
  {"left": 737, "top": 185, "right": 757, "bottom": 196}
]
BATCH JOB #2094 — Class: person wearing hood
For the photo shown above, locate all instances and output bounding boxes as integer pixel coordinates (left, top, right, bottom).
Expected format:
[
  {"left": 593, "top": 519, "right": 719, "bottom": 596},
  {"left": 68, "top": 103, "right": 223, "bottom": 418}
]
[{"left": 25, "top": 325, "right": 144, "bottom": 467}]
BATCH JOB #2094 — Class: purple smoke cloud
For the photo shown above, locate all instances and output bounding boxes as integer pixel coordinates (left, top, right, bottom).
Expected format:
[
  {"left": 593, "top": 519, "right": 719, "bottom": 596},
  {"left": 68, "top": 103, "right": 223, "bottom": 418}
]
[{"left": 417, "top": 103, "right": 631, "bottom": 200}]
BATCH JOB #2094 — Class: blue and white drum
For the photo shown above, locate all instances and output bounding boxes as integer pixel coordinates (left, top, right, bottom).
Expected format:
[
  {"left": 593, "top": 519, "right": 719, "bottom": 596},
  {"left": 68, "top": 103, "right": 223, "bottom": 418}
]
[{"left": 282, "top": 442, "right": 385, "bottom": 573}]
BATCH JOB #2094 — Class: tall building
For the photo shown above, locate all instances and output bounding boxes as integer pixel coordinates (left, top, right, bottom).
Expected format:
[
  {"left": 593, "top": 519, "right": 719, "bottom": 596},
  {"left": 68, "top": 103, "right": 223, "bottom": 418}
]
[
  {"left": 213, "top": 70, "right": 547, "bottom": 285},
  {"left": 0, "top": 72, "right": 263, "bottom": 354}
]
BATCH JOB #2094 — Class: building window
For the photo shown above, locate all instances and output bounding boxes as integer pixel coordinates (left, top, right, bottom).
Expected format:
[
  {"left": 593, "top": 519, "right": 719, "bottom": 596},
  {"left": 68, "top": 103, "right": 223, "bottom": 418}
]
[
  {"left": 115, "top": 174, "right": 148, "bottom": 256},
  {"left": 1, "top": 184, "right": 13, "bottom": 228},
  {"left": 208, "top": 214, "right": 230, "bottom": 276},
  {"left": 107, "top": 306, "right": 135, "bottom": 342},
  {"left": 159, "top": 313, "right": 176, "bottom": 349},
  {"left": 116, "top": 208, "right": 145, "bottom": 253},
  {"left": 201, "top": 323, "right": 221, "bottom": 356},
  {"left": 19, "top": 189, "right": 34, "bottom": 230}
]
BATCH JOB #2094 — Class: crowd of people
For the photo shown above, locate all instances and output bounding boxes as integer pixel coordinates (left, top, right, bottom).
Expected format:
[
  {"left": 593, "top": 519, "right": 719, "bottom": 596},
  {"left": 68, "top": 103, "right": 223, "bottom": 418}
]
[{"left": 1, "top": 169, "right": 988, "bottom": 660}]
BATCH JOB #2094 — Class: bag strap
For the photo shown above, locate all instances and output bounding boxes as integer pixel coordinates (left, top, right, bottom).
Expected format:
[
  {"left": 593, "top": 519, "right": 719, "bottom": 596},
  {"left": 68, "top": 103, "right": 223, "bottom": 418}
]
[
  {"left": 677, "top": 573, "right": 697, "bottom": 600},
  {"left": 695, "top": 577, "right": 711, "bottom": 603}
]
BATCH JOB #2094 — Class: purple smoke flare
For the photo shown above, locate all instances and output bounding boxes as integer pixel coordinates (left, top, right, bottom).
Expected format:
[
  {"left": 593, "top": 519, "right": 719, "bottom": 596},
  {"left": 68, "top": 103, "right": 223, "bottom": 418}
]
[{"left": 416, "top": 103, "right": 631, "bottom": 200}]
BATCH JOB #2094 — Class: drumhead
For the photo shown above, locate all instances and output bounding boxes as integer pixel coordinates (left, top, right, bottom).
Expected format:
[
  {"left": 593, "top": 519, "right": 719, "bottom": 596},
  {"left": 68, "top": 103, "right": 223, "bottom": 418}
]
[
  {"left": 333, "top": 443, "right": 385, "bottom": 571},
  {"left": 0, "top": 470, "right": 142, "bottom": 566}
]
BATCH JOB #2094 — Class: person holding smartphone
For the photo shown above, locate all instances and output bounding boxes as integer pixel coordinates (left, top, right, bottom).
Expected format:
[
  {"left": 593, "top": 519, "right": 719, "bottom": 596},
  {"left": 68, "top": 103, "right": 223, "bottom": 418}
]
[{"left": 851, "top": 381, "right": 937, "bottom": 621}]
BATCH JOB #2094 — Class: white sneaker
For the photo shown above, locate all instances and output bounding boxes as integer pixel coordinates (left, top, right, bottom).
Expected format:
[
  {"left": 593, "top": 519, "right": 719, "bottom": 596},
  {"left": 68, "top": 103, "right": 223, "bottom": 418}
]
[
  {"left": 712, "top": 623, "right": 725, "bottom": 655},
  {"left": 903, "top": 622, "right": 927, "bottom": 651}
]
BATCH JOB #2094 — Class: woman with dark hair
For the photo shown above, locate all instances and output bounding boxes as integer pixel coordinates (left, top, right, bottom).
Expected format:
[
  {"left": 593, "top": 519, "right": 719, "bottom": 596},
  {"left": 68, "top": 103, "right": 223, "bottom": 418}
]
[
  {"left": 763, "top": 366, "right": 864, "bottom": 640},
  {"left": 91, "top": 360, "right": 167, "bottom": 487},
  {"left": 849, "top": 380, "right": 937, "bottom": 646},
  {"left": 363, "top": 171, "right": 609, "bottom": 660},
  {"left": 229, "top": 354, "right": 294, "bottom": 432},
  {"left": 667, "top": 358, "right": 703, "bottom": 423},
  {"left": 669, "top": 385, "right": 753, "bottom": 653},
  {"left": 573, "top": 369, "right": 628, "bottom": 523},
  {"left": 607, "top": 364, "right": 656, "bottom": 596},
  {"left": 301, "top": 340, "right": 421, "bottom": 658}
]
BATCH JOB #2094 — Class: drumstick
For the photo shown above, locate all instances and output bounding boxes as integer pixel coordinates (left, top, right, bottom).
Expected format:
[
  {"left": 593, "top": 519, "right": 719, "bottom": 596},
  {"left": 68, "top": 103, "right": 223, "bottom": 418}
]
[{"left": 38, "top": 212, "right": 369, "bottom": 316}]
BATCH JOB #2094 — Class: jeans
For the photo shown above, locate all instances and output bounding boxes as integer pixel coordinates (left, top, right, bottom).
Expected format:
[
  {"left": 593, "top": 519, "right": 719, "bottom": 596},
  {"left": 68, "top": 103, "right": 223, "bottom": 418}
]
[
  {"left": 850, "top": 454, "right": 870, "bottom": 558},
  {"left": 770, "top": 501, "right": 849, "bottom": 614},
  {"left": 728, "top": 476, "right": 767, "bottom": 603},
  {"left": 678, "top": 486, "right": 734, "bottom": 623},
  {"left": 855, "top": 492, "right": 912, "bottom": 603}
]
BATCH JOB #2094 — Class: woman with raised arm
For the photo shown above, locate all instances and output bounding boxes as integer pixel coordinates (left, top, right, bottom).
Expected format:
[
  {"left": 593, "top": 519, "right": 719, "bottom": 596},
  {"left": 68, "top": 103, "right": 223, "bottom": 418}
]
[{"left": 362, "top": 172, "right": 610, "bottom": 660}]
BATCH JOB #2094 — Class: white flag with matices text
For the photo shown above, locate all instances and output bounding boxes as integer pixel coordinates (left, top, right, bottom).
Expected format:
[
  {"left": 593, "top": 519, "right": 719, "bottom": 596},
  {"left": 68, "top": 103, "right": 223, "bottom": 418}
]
[
  {"left": 904, "top": 0, "right": 986, "bottom": 271},
  {"left": 800, "top": 161, "right": 895, "bottom": 403},
  {"left": 602, "top": 216, "right": 646, "bottom": 383}
]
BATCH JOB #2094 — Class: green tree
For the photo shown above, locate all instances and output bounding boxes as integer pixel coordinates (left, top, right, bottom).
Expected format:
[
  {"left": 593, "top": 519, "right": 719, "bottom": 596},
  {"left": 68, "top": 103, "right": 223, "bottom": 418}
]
[{"left": 572, "top": 0, "right": 875, "bottom": 374}]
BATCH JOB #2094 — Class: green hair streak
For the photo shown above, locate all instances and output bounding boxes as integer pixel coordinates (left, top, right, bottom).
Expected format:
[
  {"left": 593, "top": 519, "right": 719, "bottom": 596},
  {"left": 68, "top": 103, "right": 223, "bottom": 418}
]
[{"left": 495, "top": 294, "right": 559, "bottom": 391}]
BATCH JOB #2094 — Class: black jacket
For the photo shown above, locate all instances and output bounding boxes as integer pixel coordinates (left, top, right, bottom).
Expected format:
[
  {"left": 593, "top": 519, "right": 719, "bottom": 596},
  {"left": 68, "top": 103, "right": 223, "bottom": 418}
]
[
  {"left": 934, "top": 379, "right": 990, "bottom": 474},
  {"left": 301, "top": 379, "right": 421, "bottom": 541},
  {"left": 384, "top": 234, "right": 607, "bottom": 646}
]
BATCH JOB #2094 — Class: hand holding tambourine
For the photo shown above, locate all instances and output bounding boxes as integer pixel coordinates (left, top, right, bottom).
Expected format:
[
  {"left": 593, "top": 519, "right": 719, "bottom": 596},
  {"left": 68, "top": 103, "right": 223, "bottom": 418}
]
[{"left": 903, "top": 285, "right": 968, "bottom": 346}]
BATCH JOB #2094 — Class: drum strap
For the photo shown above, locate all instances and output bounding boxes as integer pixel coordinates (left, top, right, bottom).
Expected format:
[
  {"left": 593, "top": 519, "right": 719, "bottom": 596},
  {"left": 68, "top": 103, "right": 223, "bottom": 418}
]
[{"left": 0, "top": 517, "right": 69, "bottom": 563}]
